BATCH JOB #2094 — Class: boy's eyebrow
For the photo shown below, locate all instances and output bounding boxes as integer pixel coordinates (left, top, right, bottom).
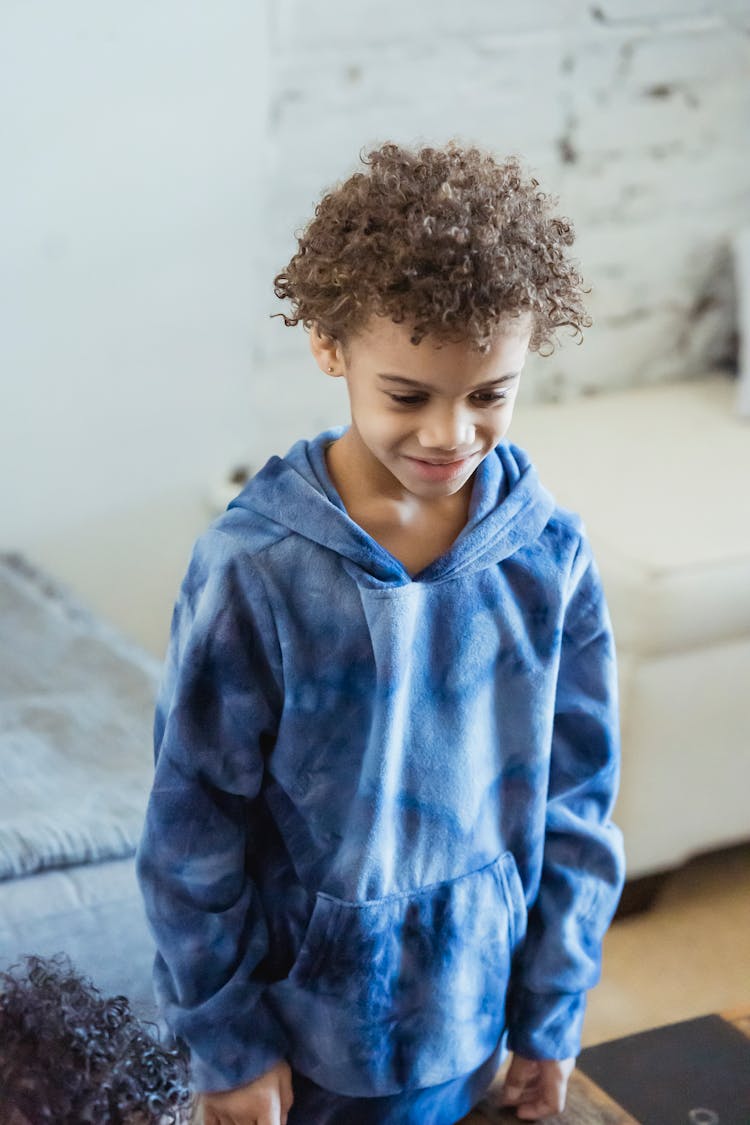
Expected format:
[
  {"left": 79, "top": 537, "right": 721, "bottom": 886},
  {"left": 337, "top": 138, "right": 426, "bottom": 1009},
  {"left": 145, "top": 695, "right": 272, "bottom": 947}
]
[{"left": 378, "top": 372, "right": 521, "bottom": 389}]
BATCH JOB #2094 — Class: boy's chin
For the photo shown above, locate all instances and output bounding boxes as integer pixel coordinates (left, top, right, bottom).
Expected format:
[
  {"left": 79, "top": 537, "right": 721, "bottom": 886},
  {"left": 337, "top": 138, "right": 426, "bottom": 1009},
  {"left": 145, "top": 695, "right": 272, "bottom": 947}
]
[{"left": 396, "top": 470, "right": 475, "bottom": 501}]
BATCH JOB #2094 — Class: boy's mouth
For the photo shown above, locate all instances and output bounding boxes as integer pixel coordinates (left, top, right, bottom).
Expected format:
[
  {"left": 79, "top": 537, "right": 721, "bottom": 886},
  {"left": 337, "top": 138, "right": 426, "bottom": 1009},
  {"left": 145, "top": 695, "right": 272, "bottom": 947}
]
[{"left": 404, "top": 453, "right": 478, "bottom": 480}]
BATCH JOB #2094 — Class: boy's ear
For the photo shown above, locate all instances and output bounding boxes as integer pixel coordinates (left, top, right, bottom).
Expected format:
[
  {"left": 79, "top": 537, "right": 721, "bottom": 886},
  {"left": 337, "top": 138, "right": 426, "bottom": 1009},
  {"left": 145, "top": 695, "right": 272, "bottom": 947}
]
[{"left": 310, "top": 323, "right": 345, "bottom": 376}]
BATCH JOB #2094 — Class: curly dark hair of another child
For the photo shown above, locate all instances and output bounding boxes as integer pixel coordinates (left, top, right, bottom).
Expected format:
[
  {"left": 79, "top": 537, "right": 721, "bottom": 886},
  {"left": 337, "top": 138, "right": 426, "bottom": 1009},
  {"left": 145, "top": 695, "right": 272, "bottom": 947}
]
[
  {"left": 273, "top": 140, "right": 592, "bottom": 356},
  {"left": 0, "top": 953, "right": 192, "bottom": 1125}
]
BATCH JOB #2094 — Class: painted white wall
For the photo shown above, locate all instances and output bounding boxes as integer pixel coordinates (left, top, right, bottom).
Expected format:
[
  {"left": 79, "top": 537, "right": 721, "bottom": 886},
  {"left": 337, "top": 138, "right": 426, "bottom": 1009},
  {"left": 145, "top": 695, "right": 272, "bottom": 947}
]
[
  {"left": 1, "top": 2, "right": 273, "bottom": 654},
  {"left": 2, "top": 1, "right": 747, "bottom": 655}
]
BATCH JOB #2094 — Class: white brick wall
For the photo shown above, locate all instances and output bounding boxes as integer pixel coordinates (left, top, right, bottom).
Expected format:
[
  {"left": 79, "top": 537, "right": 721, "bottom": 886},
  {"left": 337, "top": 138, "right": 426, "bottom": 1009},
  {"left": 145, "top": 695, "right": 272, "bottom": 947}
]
[{"left": 255, "top": 0, "right": 749, "bottom": 435}]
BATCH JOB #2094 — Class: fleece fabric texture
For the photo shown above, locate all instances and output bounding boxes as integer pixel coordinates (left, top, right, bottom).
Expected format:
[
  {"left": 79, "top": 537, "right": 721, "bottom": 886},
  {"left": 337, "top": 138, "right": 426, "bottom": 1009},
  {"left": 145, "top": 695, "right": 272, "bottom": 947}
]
[
  {"left": 0, "top": 553, "right": 159, "bottom": 880},
  {"left": 136, "top": 425, "right": 625, "bottom": 1111}
]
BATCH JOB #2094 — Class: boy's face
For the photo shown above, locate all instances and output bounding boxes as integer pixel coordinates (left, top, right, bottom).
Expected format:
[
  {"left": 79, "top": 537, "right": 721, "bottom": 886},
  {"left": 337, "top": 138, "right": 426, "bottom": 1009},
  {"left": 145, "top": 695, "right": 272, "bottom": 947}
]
[{"left": 313, "top": 314, "right": 531, "bottom": 504}]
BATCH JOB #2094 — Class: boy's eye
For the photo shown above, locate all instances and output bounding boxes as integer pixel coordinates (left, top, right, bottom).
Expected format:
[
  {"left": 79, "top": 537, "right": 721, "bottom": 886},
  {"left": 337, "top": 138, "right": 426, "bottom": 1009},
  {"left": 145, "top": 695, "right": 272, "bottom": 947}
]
[
  {"left": 387, "top": 392, "right": 508, "bottom": 407},
  {"left": 389, "top": 394, "right": 426, "bottom": 405},
  {"left": 473, "top": 391, "right": 509, "bottom": 404}
]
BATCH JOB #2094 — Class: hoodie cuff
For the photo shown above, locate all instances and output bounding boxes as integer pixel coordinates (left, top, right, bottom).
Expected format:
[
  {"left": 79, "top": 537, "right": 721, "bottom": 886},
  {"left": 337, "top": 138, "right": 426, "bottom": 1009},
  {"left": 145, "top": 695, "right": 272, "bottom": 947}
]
[
  {"left": 506, "top": 986, "right": 587, "bottom": 1061},
  {"left": 187, "top": 996, "right": 290, "bottom": 1094}
]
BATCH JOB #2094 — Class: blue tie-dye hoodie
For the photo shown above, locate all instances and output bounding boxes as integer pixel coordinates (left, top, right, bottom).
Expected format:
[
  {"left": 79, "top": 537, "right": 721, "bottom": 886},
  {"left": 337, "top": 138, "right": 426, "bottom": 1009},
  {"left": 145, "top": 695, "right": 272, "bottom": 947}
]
[{"left": 136, "top": 425, "right": 625, "bottom": 1103}]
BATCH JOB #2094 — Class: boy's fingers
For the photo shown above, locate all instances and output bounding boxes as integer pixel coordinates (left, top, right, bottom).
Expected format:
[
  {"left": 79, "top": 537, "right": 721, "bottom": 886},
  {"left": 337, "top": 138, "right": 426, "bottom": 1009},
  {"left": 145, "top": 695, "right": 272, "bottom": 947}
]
[
  {"left": 500, "top": 1057, "right": 538, "bottom": 1104},
  {"left": 516, "top": 1101, "right": 552, "bottom": 1121},
  {"left": 514, "top": 1080, "right": 565, "bottom": 1119},
  {"left": 505, "top": 1055, "right": 537, "bottom": 1081},
  {"left": 282, "top": 1081, "right": 295, "bottom": 1108},
  {"left": 540, "top": 1062, "right": 571, "bottom": 1110},
  {"left": 516, "top": 1097, "right": 565, "bottom": 1120},
  {"left": 258, "top": 1088, "right": 282, "bottom": 1125},
  {"left": 500, "top": 1082, "right": 526, "bottom": 1105},
  {"left": 280, "top": 1067, "right": 295, "bottom": 1111}
]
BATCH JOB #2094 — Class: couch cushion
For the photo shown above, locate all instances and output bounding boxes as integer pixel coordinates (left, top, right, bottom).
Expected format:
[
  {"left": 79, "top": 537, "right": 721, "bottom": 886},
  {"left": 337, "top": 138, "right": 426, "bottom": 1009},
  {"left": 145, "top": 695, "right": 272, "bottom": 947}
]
[{"left": 511, "top": 374, "right": 750, "bottom": 656}]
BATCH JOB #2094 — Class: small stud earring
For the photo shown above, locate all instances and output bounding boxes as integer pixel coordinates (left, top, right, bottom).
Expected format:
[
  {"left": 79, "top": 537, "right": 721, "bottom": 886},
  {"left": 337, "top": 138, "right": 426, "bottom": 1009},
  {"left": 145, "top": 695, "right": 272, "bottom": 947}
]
[{"left": 328, "top": 365, "right": 334, "bottom": 373}]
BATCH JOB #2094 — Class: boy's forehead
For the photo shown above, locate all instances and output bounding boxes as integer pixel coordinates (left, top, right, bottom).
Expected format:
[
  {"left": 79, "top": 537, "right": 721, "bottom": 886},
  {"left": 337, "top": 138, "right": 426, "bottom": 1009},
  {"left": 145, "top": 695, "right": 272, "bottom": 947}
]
[
  {"left": 351, "top": 313, "right": 531, "bottom": 374},
  {"left": 356, "top": 312, "right": 531, "bottom": 348}
]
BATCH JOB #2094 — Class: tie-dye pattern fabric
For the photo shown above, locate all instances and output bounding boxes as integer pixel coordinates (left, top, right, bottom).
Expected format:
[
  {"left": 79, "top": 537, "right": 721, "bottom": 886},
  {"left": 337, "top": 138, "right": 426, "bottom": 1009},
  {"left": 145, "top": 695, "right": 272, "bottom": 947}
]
[
  {"left": 286, "top": 1038, "right": 506, "bottom": 1125},
  {"left": 136, "top": 426, "right": 625, "bottom": 1111}
]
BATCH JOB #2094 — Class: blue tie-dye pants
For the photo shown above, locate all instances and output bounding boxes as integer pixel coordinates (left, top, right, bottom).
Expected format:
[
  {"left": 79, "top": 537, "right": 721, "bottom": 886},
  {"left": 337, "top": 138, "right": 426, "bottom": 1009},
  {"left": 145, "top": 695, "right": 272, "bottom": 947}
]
[{"left": 286, "top": 1038, "right": 505, "bottom": 1124}]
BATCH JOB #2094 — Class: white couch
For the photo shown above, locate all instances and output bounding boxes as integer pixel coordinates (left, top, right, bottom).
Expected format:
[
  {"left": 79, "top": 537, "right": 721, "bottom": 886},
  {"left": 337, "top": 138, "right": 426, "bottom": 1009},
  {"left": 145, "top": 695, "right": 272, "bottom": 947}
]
[{"left": 512, "top": 372, "right": 750, "bottom": 878}]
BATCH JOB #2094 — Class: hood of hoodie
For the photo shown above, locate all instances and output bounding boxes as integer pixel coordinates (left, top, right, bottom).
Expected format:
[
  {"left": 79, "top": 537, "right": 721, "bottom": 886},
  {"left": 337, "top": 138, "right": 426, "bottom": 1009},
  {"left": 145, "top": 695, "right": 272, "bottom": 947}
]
[{"left": 226, "top": 425, "right": 556, "bottom": 588}]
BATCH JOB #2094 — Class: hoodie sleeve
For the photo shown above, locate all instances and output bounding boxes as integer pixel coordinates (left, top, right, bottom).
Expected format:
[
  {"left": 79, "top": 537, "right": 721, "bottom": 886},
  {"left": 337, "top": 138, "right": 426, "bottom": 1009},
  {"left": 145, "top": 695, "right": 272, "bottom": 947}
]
[
  {"left": 135, "top": 529, "right": 289, "bottom": 1093},
  {"left": 506, "top": 530, "right": 626, "bottom": 1061}
]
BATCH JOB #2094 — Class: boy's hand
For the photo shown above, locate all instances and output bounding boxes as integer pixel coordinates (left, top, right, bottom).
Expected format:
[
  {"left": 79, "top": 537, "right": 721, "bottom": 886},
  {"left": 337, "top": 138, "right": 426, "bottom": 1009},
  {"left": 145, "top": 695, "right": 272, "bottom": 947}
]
[
  {"left": 500, "top": 1053, "right": 576, "bottom": 1120},
  {"left": 199, "top": 1059, "right": 294, "bottom": 1125}
]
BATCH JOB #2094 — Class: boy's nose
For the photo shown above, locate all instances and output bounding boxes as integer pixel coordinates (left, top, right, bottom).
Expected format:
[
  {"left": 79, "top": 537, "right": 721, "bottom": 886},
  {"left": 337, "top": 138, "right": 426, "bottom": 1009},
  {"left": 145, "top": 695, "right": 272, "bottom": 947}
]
[{"left": 416, "top": 408, "right": 476, "bottom": 455}]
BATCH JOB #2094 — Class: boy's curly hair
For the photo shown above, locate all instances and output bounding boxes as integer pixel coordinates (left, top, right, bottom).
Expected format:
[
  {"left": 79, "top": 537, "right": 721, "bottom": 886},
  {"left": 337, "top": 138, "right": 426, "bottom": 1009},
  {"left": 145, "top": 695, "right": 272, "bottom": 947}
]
[
  {"left": 0, "top": 954, "right": 191, "bottom": 1125},
  {"left": 273, "top": 140, "right": 591, "bottom": 355}
]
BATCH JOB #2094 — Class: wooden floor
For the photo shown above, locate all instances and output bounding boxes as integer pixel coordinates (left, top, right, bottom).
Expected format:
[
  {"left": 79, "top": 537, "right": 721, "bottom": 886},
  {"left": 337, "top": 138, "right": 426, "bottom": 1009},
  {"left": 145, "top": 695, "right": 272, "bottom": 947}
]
[{"left": 584, "top": 841, "right": 750, "bottom": 1047}]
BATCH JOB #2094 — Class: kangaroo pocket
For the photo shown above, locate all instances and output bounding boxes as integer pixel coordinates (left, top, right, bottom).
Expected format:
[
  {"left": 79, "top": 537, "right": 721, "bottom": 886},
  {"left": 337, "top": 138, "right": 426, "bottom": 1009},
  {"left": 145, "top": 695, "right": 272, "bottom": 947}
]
[{"left": 267, "top": 851, "right": 527, "bottom": 1097}]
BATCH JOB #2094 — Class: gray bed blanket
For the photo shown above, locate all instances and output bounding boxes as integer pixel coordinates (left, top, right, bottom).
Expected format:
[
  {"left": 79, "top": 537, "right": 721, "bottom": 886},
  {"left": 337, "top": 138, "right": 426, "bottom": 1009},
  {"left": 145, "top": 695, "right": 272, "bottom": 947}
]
[{"left": 0, "top": 553, "right": 162, "bottom": 880}]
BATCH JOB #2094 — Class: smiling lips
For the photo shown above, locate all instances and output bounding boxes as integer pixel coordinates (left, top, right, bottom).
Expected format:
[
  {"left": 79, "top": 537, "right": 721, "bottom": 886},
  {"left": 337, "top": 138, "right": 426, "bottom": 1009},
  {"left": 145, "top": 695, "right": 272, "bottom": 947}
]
[
  {"left": 417, "top": 457, "right": 471, "bottom": 465},
  {"left": 408, "top": 452, "right": 479, "bottom": 465},
  {"left": 404, "top": 452, "right": 478, "bottom": 481}
]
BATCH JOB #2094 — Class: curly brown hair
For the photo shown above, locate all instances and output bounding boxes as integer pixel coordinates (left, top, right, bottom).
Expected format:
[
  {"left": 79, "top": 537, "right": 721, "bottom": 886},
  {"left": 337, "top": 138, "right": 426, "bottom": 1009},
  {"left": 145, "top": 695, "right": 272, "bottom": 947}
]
[
  {"left": 0, "top": 954, "right": 191, "bottom": 1124},
  {"left": 273, "top": 141, "right": 591, "bottom": 355}
]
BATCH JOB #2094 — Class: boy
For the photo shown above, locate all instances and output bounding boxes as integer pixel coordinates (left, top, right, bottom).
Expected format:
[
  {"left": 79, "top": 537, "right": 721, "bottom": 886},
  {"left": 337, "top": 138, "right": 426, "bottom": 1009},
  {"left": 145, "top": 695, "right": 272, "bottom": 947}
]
[{"left": 136, "top": 141, "right": 625, "bottom": 1125}]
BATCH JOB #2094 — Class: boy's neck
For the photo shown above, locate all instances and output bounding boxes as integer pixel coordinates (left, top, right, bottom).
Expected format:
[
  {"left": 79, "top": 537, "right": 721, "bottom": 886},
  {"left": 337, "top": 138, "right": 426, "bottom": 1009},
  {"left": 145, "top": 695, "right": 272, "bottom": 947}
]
[{"left": 325, "top": 430, "right": 474, "bottom": 534}]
